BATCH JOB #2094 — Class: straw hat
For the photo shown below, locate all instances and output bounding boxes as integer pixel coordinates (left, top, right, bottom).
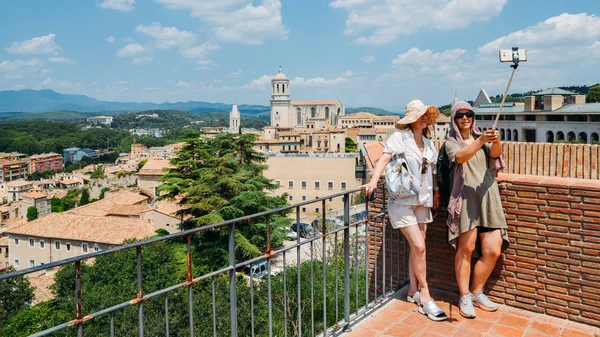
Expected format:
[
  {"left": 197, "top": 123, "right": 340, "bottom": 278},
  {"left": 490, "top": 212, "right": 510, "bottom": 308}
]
[{"left": 396, "top": 99, "right": 436, "bottom": 125}]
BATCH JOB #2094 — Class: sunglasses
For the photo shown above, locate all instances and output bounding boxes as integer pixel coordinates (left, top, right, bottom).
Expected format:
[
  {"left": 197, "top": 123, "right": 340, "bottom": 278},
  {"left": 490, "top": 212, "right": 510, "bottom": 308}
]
[
  {"left": 455, "top": 111, "right": 474, "bottom": 119},
  {"left": 422, "top": 157, "right": 429, "bottom": 174}
]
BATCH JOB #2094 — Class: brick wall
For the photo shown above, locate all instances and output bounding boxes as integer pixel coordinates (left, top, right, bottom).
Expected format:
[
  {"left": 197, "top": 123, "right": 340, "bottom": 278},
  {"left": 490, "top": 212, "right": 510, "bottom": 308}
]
[
  {"left": 432, "top": 140, "right": 600, "bottom": 179},
  {"left": 368, "top": 174, "right": 600, "bottom": 327}
]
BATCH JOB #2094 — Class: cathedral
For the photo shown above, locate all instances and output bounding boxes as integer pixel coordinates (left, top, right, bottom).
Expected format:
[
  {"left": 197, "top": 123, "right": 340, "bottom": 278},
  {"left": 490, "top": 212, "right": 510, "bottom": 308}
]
[{"left": 270, "top": 67, "right": 345, "bottom": 128}]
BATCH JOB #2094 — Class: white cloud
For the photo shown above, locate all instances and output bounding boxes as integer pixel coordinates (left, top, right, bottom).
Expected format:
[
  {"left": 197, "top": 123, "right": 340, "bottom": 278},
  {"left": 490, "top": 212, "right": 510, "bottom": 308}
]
[
  {"left": 226, "top": 69, "right": 244, "bottom": 77},
  {"left": 136, "top": 23, "right": 197, "bottom": 49},
  {"left": 48, "top": 56, "right": 76, "bottom": 64},
  {"left": 6, "top": 34, "right": 62, "bottom": 55},
  {"left": 97, "top": 0, "right": 135, "bottom": 12},
  {"left": 144, "top": 87, "right": 160, "bottom": 92},
  {"left": 392, "top": 48, "right": 466, "bottom": 67},
  {"left": 12, "top": 84, "right": 26, "bottom": 90},
  {"left": 242, "top": 75, "right": 272, "bottom": 90},
  {"left": 196, "top": 60, "right": 217, "bottom": 70},
  {"left": 342, "top": 70, "right": 353, "bottom": 77},
  {"left": 362, "top": 55, "right": 375, "bottom": 63},
  {"left": 156, "top": 0, "right": 289, "bottom": 44},
  {"left": 116, "top": 43, "right": 148, "bottom": 57},
  {"left": 106, "top": 36, "right": 116, "bottom": 43},
  {"left": 176, "top": 80, "right": 193, "bottom": 88},
  {"left": 0, "top": 59, "right": 46, "bottom": 79},
  {"left": 330, "top": 0, "right": 506, "bottom": 45},
  {"left": 478, "top": 13, "right": 600, "bottom": 66},
  {"left": 180, "top": 41, "right": 221, "bottom": 59},
  {"left": 41, "top": 78, "right": 82, "bottom": 92},
  {"left": 132, "top": 56, "right": 153, "bottom": 65}
]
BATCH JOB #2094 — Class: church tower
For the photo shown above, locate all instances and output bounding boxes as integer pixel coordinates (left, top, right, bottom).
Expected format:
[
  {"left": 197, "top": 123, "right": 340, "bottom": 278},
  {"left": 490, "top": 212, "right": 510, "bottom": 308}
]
[
  {"left": 270, "top": 66, "right": 291, "bottom": 127},
  {"left": 229, "top": 104, "right": 241, "bottom": 133}
]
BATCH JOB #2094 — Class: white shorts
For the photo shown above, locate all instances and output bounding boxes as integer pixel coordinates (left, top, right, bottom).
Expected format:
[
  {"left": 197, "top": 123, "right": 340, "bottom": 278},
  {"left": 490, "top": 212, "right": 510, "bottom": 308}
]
[{"left": 388, "top": 204, "right": 433, "bottom": 229}]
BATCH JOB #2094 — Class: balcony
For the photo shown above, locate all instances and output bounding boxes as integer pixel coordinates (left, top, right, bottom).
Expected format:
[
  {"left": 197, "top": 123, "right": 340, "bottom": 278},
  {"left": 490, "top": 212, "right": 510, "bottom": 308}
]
[{"left": 1, "top": 170, "right": 600, "bottom": 336}]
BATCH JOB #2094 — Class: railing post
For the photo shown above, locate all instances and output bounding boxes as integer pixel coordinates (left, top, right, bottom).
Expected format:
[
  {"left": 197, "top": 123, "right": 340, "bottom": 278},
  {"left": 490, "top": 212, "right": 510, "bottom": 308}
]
[
  {"left": 187, "top": 235, "right": 194, "bottom": 336},
  {"left": 343, "top": 194, "right": 351, "bottom": 331},
  {"left": 266, "top": 215, "right": 273, "bottom": 337},
  {"left": 295, "top": 206, "right": 302, "bottom": 337},
  {"left": 321, "top": 200, "right": 327, "bottom": 337},
  {"left": 136, "top": 246, "right": 144, "bottom": 337},
  {"left": 75, "top": 260, "right": 83, "bottom": 337},
  {"left": 229, "top": 222, "right": 238, "bottom": 337}
]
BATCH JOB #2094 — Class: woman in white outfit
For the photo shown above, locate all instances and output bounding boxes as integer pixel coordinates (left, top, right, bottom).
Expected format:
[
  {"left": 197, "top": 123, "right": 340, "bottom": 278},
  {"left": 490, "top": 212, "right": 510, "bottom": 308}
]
[{"left": 363, "top": 100, "right": 447, "bottom": 321}]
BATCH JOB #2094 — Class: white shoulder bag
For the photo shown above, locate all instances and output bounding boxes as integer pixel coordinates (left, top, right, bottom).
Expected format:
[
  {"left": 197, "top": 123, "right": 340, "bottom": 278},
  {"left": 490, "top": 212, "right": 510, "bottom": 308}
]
[{"left": 385, "top": 153, "right": 420, "bottom": 199}]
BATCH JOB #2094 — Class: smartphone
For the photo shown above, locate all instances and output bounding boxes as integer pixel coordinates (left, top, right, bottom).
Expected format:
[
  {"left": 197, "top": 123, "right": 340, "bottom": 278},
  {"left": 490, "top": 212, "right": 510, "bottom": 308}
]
[
  {"left": 499, "top": 48, "right": 527, "bottom": 63},
  {"left": 368, "top": 189, "right": 377, "bottom": 201}
]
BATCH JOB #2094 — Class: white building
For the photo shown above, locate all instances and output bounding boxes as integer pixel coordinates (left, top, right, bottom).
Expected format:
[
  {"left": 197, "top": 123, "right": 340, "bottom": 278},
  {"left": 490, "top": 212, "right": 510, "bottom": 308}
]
[
  {"left": 229, "top": 104, "right": 241, "bottom": 134},
  {"left": 474, "top": 88, "right": 600, "bottom": 143},
  {"left": 87, "top": 116, "right": 113, "bottom": 125},
  {"left": 270, "top": 67, "right": 345, "bottom": 128}
]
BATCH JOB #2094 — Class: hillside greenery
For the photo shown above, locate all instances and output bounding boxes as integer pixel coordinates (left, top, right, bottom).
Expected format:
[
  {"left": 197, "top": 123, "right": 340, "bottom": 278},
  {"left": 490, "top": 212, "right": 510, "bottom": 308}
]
[
  {"left": 345, "top": 107, "right": 396, "bottom": 116},
  {"left": 111, "top": 109, "right": 267, "bottom": 130}
]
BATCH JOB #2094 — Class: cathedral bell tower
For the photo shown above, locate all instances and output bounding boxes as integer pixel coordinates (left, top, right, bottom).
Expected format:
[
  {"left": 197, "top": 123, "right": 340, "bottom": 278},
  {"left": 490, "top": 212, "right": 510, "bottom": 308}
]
[{"left": 270, "top": 66, "right": 291, "bottom": 127}]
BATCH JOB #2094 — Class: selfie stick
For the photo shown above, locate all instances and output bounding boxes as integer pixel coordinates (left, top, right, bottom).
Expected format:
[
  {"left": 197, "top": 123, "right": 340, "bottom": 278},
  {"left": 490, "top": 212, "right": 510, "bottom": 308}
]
[{"left": 492, "top": 47, "right": 521, "bottom": 131}]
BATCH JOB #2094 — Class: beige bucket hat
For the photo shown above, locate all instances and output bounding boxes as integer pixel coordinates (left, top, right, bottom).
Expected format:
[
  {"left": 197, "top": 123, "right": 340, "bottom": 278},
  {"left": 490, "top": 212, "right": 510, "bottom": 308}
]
[{"left": 396, "top": 99, "right": 436, "bottom": 126}]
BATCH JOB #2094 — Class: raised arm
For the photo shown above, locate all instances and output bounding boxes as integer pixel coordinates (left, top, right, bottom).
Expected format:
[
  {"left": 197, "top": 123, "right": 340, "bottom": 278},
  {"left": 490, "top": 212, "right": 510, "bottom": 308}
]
[{"left": 454, "top": 130, "right": 498, "bottom": 164}]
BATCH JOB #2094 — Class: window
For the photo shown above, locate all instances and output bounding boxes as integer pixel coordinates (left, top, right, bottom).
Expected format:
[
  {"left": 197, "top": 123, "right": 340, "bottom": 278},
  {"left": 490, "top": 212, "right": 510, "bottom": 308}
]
[
  {"left": 288, "top": 181, "right": 294, "bottom": 188},
  {"left": 82, "top": 243, "right": 88, "bottom": 253},
  {"left": 328, "top": 182, "right": 334, "bottom": 190},
  {"left": 275, "top": 181, "right": 280, "bottom": 187},
  {"left": 40, "top": 240, "right": 45, "bottom": 249},
  {"left": 93, "top": 244, "right": 100, "bottom": 252},
  {"left": 341, "top": 182, "right": 347, "bottom": 190},
  {"left": 14, "top": 238, "right": 19, "bottom": 246},
  {"left": 30, "top": 260, "right": 35, "bottom": 268},
  {"left": 14, "top": 259, "right": 19, "bottom": 266},
  {"left": 302, "top": 207, "right": 306, "bottom": 212},
  {"left": 66, "top": 243, "right": 71, "bottom": 251},
  {"left": 301, "top": 181, "right": 307, "bottom": 189},
  {"left": 315, "top": 181, "right": 320, "bottom": 189},
  {"left": 302, "top": 196, "right": 306, "bottom": 201},
  {"left": 288, "top": 195, "right": 293, "bottom": 201},
  {"left": 55, "top": 241, "right": 61, "bottom": 250},
  {"left": 29, "top": 238, "right": 35, "bottom": 247}
]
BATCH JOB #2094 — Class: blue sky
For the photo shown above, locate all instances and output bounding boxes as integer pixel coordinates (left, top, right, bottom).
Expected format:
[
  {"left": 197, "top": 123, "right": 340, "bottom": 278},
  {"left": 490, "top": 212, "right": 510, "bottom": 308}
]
[{"left": 1, "top": 0, "right": 599, "bottom": 111}]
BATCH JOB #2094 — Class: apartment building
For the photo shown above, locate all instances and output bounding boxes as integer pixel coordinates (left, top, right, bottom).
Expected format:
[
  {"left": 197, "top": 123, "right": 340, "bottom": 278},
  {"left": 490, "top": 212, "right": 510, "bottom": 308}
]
[
  {"left": 0, "top": 159, "right": 28, "bottom": 182},
  {"left": 6, "top": 180, "right": 33, "bottom": 202},
  {"left": 19, "top": 192, "right": 51, "bottom": 219},
  {"left": 137, "top": 159, "right": 171, "bottom": 197},
  {"left": 264, "top": 153, "right": 362, "bottom": 214},
  {"left": 87, "top": 116, "right": 113, "bottom": 125},
  {"left": 28, "top": 153, "right": 64, "bottom": 173}
]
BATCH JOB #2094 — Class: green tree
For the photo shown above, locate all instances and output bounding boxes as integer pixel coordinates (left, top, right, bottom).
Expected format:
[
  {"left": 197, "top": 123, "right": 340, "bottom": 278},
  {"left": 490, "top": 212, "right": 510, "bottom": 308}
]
[
  {"left": 99, "top": 187, "right": 111, "bottom": 200},
  {"left": 90, "top": 165, "right": 105, "bottom": 179},
  {"left": 26, "top": 207, "right": 38, "bottom": 221},
  {"left": 0, "top": 267, "right": 35, "bottom": 331},
  {"left": 345, "top": 137, "right": 357, "bottom": 153},
  {"left": 158, "top": 132, "right": 290, "bottom": 268},
  {"left": 137, "top": 159, "right": 148, "bottom": 170},
  {"left": 79, "top": 188, "right": 90, "bottom": 205},
  {"left": 587, "top": 85, "right": 600, "bottom": 103}
]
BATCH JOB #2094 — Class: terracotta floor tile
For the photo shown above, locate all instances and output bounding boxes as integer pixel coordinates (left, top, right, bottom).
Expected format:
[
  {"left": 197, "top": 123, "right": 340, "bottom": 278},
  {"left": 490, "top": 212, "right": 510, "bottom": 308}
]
[
  {"left": 564, "top": 321, "right": 600, "bottom": 335},
  {"left": 445, "top": 304, "right": 469, "bottom": 324},
  {"left": 451, "top": 327, "right": 486, "bottom": 337},
  {"left": 506, "top": 307, "right": 535, "bottom": 319},
  {"left": 560, "top": 328, "right": 598, "bottom": 337},
  {"left": 461, "top": 319, "right": 494, "bottom": 334},
  {"left": 375, "top": 307, "right": 409, "bottom": 322},
  {"left": 384, "top": 323, "right": 421, "bottom": 337},
  {"left": 361, "top": 316, "right": 396, "bottom": 332},
  {"left": 388, "top": 299, "right": 420, "bottom": 312},
  {"left": 534, "top": 314, "right": 567, "bottom": 328},
  {"left": 422, "top": 320, "right": 459, "bottom": 336},
  {"left": 489, "top": 324, "right": 525, "bottom": 337},
  {"left": 499, "top": 313, "right": 533, "bottom": 330},
  {"left": 344, "top": 326, "right": 382, "bottom": 337},
  {"left": 399, "top": 312, "right": 431, "bottom": 329},
  {"left": 474, "top": 307, "right": 503, "bottom": 322},
  {"left": 523, "top": 332, "right": 550, "bottom": 337},
  {"left": 529, "top": 321, "right": 563, "bottom": 336}
]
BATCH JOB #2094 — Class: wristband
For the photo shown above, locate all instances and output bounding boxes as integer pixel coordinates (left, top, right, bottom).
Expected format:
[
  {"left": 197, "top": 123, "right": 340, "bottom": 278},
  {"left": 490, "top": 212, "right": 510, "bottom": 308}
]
[{"left": 434, "top": 193, "right": 441, "bottom": 197}]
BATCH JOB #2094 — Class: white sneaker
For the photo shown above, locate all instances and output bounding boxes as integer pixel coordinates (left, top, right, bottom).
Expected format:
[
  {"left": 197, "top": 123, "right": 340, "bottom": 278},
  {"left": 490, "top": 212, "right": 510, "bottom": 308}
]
[
  {"left": 459, "top": 293, "right": 476, "bottom": 318},
  {"left": 473, "top": 290, "right": 498, "bottom": 312}
]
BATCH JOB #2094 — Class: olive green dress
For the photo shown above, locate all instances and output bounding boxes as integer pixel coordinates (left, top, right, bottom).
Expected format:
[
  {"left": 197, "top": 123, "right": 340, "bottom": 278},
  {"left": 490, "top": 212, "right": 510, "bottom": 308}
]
[{"left": 445, "top": 142, "right": 510, "bottom": 257}]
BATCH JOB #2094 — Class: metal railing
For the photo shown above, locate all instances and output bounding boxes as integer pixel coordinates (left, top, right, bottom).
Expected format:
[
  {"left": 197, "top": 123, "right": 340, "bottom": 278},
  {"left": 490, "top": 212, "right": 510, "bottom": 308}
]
[{"left": 0, "top": 187, "right": 402, "bottom": 337}]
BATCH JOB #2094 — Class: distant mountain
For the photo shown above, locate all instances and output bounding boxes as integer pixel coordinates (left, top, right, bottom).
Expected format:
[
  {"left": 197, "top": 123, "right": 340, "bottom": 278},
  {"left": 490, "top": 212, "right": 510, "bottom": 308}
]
[
  {"left": 345, "top": 107, "right": 398, "bottom": 116},
  {"left": 0, "top": 89, "right": 271, "bottom": 115}
]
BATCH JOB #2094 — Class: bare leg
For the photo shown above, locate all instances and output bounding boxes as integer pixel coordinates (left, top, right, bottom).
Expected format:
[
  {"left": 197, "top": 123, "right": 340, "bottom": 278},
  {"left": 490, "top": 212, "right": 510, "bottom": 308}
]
[
  {"left": 455, "top": 228, "right": 478, "bottom": 297},
  {"left": 407, "top": 223, "right": 427, "bottom": 296},
  {"left": 400, "top": 224, "right": 430, "bottom": 305},
  {"left": 471, "top": 230, "right": 502, "bottom": 294}
]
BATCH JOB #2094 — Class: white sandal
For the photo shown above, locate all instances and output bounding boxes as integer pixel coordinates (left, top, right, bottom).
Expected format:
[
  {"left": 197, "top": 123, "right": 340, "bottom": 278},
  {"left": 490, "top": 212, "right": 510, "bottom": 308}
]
[{"left": 414, "top": 292, "right": 448, "bottom": 321}]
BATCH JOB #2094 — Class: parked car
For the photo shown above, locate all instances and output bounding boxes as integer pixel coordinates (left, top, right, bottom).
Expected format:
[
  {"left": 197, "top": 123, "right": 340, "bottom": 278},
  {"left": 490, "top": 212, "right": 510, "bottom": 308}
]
[
  {"left": 242, "top": 259, "right": 268, "bottom": 279},
  {"left": 311, "top": 217, "right": 344, "bottom": 232},
  {"left": 285, "top": 227, "right": 298, "bottom": 241},
  {"left": 290, "top": 222, "right": 317, "bottom": 238}
]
